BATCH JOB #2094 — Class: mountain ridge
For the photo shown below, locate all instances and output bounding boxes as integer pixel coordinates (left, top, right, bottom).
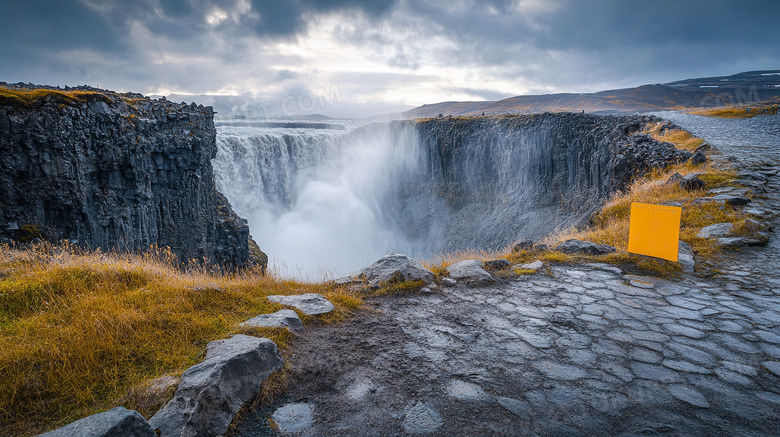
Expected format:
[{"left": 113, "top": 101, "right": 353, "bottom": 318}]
[{"left": 401, "top": 70, "right": 780, "bottom": 119}]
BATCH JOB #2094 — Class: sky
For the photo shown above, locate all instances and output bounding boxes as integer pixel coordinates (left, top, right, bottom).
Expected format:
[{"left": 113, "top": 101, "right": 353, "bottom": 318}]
[{"left": 2, "top": 0, "right": 779, "bottom": 118}]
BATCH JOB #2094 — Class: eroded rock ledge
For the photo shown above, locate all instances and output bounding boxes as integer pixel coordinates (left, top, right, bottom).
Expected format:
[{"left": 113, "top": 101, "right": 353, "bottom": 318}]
[{"left": 0, "top": 83, "right": 261, "bottom": 268}]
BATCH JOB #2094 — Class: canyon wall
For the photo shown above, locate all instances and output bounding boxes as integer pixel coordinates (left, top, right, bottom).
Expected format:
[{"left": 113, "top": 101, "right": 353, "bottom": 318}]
[
  {"left": 0, "top": 85, "right": 258, "bottom": 268},
  {"left": 213, "top": 113, "right": 691, "bottom": 272}
]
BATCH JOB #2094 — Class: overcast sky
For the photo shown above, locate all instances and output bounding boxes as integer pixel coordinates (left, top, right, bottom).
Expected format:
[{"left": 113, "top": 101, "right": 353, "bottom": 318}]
[{"left": 2, "top": 0, "right": 779, "bottom": 117}]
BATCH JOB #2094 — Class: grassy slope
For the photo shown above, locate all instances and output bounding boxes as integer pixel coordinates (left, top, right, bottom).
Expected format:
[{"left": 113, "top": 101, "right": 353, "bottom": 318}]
[{"left": 0, "top": 246, "right": 361, "bottom": 436}]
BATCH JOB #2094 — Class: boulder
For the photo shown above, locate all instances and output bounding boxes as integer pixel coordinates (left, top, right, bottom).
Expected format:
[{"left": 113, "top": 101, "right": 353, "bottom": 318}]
[
  {"left": 693, "top": 143, "right": 711, "bottom": 154},
  {"left": 441, "top": 277, "right": 457, "bottom": 287},
  {"left": 555, "top": 239, "right": 616, "bottom": 256},
  {"left": 358, "top": 253, "right": 434, "bottom": 287},
  {"left": 266, "top": 294, "right": 335, "bottom": 316},
  {"left": 446, "top": 260, "right": 494, "bottom": 286},
  {"left": 240, "top": 309, "right": 304, "bottom": 331},
  {"left": 149, "top": 335, "right": 284, "bottom": 437},
  {"left": 512, "top": 241, "right": 534, "bottom": 252},
  {"left": 717, "top": 237, "right": 764, "bottom": 248},
  {"left": 677, "top": 241, "right": 695, "bottom": 274},
  {"left": 37, "top": 407, "right": 155, "bottom": 437},
  {"left": 698, "top": 223, "right": 734, "bottom": 239},
  {"left": 484, "top": 259, "right": 511, "bottom": 270},
  {"left": 679, "top": 173, "right": 706, "bottom": 191},
  {"left": 518, "top": 261, "right": 544, "bottom": 271},
  {"left": 665, "top": 173, "right": 683, "bottom": 185},
  {"left": 690, "top": 150, "right": 707, "bottom": 165}
]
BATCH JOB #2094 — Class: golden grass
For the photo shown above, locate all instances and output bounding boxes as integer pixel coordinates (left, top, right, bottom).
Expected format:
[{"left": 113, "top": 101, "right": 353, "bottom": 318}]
[
  {"left": 0, "top": 87, "right": 110, "bottom": 108},
  {"left": 644, "top": 122, "right": 704, "bottom": 151},
  {"left": 0, "top": 244, "right": 362, "bottom": 436},
  {"left": 690, "top": 103, "right": 779, "bottom": 119},
  {"left": 544, "top": 163, "right": 740, "bottom": 257}
]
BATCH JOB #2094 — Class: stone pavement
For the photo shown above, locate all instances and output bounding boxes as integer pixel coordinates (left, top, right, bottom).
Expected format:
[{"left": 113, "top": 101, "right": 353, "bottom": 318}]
[{"left": 231, "top": 255, "right": 780, "bottom": 436}]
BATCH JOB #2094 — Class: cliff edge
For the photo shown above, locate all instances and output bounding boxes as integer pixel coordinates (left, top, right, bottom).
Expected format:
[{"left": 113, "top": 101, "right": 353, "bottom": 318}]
[{"left": 0, "top": 84, "right": 262, "bottom": 269}]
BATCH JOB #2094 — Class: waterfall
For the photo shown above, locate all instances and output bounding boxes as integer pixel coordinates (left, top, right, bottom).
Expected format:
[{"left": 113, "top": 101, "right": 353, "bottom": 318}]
[
  {"left": 213, "top": 114, "right": 680, "bottom": 278},
  {"left": 213, "top": 122, "right": 426, "bottom": 277}
]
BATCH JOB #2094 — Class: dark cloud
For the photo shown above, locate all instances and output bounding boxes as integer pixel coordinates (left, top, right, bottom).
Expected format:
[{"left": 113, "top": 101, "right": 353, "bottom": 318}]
[
  {"left": 1, "top": 0, "right": 778, "bottom": 113},
  {"left": 0, "top": 1, "right": 122, "bottom": 54}
]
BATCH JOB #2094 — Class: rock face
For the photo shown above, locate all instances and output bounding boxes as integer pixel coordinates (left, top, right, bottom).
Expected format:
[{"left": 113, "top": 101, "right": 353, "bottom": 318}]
[
  {"left": 149, "top": 334, "right": 284, "bottom": 437},
  {"left": 380, "top": 114, "right": 691, "bottom": 253},
  {"left": 37, "top": 407, "right": 155, "bottom": 437},
  {"left": 0, "top": 84, "right": 259, "bottom": 268},
  {"left": 446, "top": 259, "right": 494, "bottom": 285},
  {"left": 358, "top": 253, "right": 434, "bottom": 286}
]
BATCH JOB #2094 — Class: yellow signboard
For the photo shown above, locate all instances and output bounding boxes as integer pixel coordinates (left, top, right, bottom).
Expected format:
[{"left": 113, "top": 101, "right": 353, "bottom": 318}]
[{"left": 627, "top": 202, "right": 682, "bottom": 262}]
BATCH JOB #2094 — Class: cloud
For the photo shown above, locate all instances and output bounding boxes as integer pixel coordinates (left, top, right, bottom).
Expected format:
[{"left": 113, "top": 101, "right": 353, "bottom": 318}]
[{"left": 0, "top": 0, "right": 778, "bottom": 115}]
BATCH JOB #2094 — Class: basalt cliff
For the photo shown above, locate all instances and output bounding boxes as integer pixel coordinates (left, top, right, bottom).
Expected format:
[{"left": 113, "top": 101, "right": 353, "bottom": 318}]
[{"left": 0, "top": 84, "right": 260, "bottom": 268}]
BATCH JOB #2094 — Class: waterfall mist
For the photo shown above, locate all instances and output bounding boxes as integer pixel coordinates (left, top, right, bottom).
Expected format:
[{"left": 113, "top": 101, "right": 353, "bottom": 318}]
[
  {"left": 213, "top": 122, "right": 427, "bottom": 278},
  {"left": 213, "top": 114, "right": 674, "bottom": 279}
]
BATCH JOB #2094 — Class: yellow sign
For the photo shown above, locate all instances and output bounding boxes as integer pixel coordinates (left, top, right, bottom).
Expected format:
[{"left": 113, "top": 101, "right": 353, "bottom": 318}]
[{"left": 627, "top": 202, "right": 682, "bottom": 262}]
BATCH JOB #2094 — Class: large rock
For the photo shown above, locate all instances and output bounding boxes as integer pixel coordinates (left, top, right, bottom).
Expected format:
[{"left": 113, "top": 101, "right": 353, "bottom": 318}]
[
  {"left": 446, "top": 260, "right": 494, "bottom": 286},
  {"left": 149, "top": 335, "right": 284, "bottom": 437},
  {"left": 555, "top": 239, "right": 617, "bottom": 256},
  {"left": 358, "top": 253, "right": 434, "bottom": 287},
  {"left": 679, "top": 173, "right": 706, "bottom": 191},
  {"left": 37, "top": 407, "right": 155, "bottom": 437},
  {"left": 698, "top": 223, "right": 734, "bottom": 238},
  {"left": 266, "top": 294, "right": 335, "bottom": 315},
  {"left": 240, "top": 309, "right": 304, "bottom": 331}
]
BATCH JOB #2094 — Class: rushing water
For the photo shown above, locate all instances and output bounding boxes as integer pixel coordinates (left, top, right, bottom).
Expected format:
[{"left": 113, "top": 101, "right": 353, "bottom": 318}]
[
  {"left": 213, "top": 113, "right": 705, "bottom": 279},
  {"left": 652, "top": 111, "right": 780, "bottom": 164},
  {"left": 213, "top": 120, "right": 424, "bottom": 278}
]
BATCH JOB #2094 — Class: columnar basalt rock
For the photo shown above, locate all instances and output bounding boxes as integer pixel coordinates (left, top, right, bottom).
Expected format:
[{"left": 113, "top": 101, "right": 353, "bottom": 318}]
[
  {"left": 0, "top": 84, "right": 261, "bottom": 268},
  {"left": 379, "top": 113, "right": 692, "bottom": 253}
]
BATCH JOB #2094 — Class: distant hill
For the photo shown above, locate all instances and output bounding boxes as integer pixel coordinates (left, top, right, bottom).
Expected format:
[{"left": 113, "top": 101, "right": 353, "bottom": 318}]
[{"left": 402, "top": 70, "right": 780, "bottom": 119}]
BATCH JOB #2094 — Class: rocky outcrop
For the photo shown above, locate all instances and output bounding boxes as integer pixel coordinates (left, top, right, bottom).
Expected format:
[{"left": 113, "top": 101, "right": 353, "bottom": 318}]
[
  {"left": 0, "top": 84, "right": 259, "bottom": 268},
  {"left": 149, "top": 335, "right": 284, "bottom": 437},
  {"left": 446, "top": 259, "right": 494, "bottom": 285},
  {"left": 357, "top": 253, "right": 434, "bottom": 287}
]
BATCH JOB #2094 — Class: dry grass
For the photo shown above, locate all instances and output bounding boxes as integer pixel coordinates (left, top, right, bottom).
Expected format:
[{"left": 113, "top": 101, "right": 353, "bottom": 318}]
[
  {"left": 690, "top": 103, "right": 779, "bottom": 119},
  {"left": 0, "top": 87, "right": 110, "bottom": 108},
  {"left": 0, "top": 244, "right": 361, "bottom": 436},
  {"left": 644, "top": 121, "right": 704, "bottom": 151}
]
